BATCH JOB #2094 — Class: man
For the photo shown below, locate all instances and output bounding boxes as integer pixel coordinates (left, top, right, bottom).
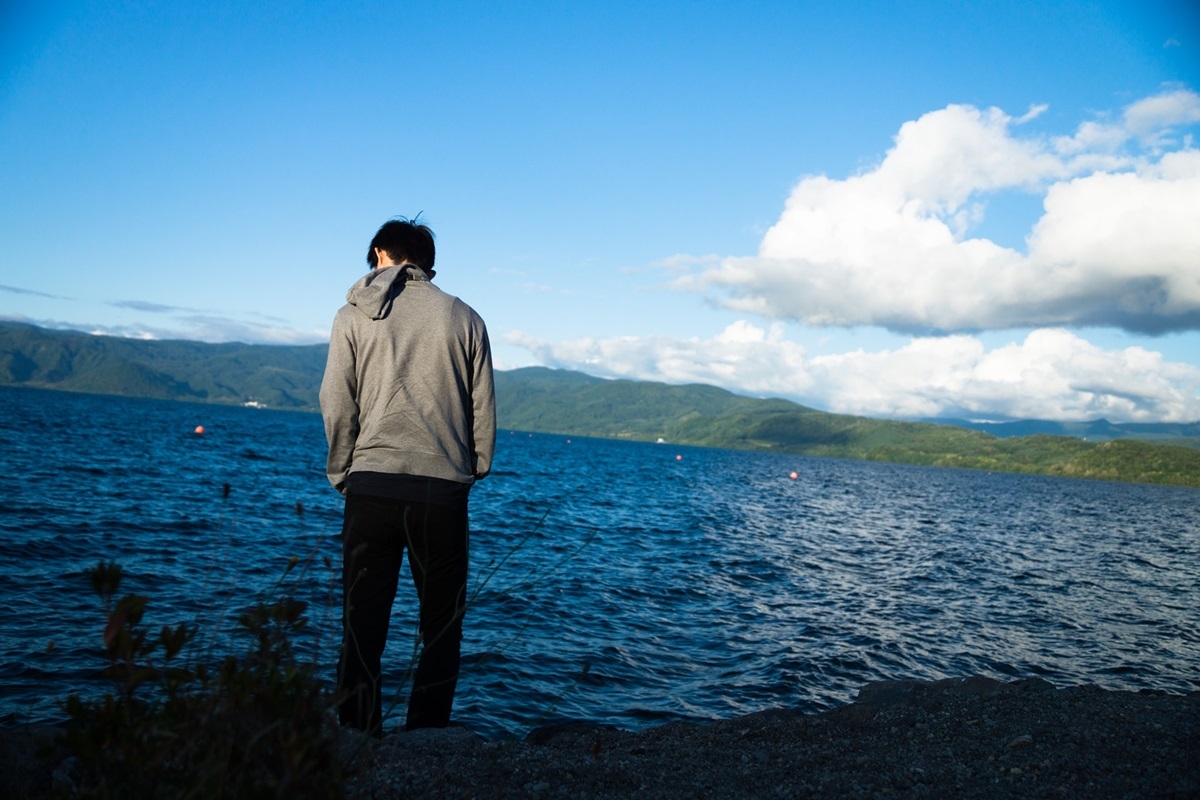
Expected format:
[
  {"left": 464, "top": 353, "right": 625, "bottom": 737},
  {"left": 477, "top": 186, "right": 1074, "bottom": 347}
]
[{"left": 320, "top": 216, "right": 495, "bottom": 734}]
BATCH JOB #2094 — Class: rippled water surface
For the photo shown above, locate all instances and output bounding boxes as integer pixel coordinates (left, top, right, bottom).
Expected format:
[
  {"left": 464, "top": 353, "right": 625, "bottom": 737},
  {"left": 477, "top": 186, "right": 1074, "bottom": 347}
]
[{"left": 1, "top": 386, "right": 1197, "bottom": 739}]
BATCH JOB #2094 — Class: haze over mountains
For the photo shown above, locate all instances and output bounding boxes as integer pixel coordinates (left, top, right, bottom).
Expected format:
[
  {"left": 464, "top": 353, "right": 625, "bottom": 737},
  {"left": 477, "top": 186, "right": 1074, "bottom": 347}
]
[{"left": 3, "top": 321, "right": 1198, "bottom": 488}]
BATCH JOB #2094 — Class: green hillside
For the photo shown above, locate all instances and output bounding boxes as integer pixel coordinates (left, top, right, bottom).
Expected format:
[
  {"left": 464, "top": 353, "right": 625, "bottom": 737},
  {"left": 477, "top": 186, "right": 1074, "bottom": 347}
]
[
  {"left": 3, "top": 323, "right": 1198, "bottom": 488},
  {"left": 0, "top": 322, "right": 326, "bottom": 409},
  {"left": 496, "top": 368, "right": 1200, "bottom": 488},
  {"left": 493, "top": 367, "right": 800, "bottom": 436}
]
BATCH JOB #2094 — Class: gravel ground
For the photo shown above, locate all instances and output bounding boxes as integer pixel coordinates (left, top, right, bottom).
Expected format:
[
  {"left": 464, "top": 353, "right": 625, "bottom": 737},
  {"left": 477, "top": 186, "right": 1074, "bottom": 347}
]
[
  {"left": 4, "top": 677, "right": 1197, "bottom": 798},
  {"left": 340, "top": 677, "right": 1198, "bottom": 799}
]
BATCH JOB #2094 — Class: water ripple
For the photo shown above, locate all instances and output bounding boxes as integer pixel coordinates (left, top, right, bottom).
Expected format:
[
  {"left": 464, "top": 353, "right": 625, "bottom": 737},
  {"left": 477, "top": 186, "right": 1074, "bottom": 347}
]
[{"left": 1, "top": 386, "right": 1198, "bottom": 740}]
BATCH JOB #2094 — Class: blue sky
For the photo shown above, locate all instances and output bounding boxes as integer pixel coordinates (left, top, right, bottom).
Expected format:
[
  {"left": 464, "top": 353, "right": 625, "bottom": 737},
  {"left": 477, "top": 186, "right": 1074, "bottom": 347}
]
[{"left": 2, "top": 1, "right": 1198, "bottom": 422}]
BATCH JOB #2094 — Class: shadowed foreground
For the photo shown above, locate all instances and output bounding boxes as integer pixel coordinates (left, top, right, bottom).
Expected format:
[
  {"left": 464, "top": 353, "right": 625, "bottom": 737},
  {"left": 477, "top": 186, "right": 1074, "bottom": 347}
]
[
  {"left": 4, "top": 677, "right": 1197, "bottom": 798},
  {"left": 340, "top": 677, "right": 1198, "bottom": 799}
]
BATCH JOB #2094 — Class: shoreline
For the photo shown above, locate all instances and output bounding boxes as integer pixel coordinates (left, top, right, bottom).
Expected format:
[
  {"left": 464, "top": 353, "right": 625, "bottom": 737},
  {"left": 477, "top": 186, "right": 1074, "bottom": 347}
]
[
  {"left": 341, "top": 676, "right": 1199, "bottom": 798},
  {"left": 9, "top": 676, "right": 1191, "bottom": 798}
]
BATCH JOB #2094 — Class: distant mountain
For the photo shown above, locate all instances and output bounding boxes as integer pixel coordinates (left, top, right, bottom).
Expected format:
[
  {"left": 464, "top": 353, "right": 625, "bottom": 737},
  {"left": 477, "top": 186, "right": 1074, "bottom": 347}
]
[
  {"left": 496, "top": 367, "right": 1200, "bottom": 487},
  {"left": 3, "top": 322, "right": 1198, "bottom": 487},
  {"left": 0, "top": 321, "right": 327, "bottom": 410},
  {"left": 494, "top": 366, "right": 812, "bottom": 437},
  {"left": 923, "top": 417, "right": 1200, "bottom": 443}
]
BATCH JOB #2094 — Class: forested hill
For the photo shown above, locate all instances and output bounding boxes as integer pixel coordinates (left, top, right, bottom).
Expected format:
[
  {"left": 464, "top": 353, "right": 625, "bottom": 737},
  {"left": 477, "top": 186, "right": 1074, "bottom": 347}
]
[
  {"left": 3, "top": 322, "right": 1198, "bottom": 487},
  {"left": 493, "top": 368, "right": 1200, "bottom": 487},
  {"left": 0, "top": 321, "right": 327, "bottom": 410}
]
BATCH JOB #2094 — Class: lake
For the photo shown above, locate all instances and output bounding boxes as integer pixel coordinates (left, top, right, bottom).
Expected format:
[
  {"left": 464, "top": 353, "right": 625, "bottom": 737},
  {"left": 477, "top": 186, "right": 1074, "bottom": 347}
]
[{"left": 1, "top": 385, "right": 1196, "bottom": 740}]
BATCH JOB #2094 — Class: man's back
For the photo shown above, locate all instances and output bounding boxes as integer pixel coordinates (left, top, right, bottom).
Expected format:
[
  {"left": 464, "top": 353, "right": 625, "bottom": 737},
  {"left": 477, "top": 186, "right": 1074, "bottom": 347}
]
[{"left": 321, "top": 264, "right": 495, "bottom": 492}]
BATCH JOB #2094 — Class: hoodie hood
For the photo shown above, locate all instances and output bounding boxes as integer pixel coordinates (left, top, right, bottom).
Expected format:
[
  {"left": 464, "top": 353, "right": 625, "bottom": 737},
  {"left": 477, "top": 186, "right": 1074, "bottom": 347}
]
[{"left": 345, "top": 265, "right": 430, "bottom": 320}]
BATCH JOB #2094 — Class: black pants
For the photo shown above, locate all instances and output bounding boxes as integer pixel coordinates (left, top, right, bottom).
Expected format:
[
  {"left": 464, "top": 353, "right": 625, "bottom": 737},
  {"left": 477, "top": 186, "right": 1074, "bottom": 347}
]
[{"left": 338, "top": 493, "right": 469, "bottom": 734}]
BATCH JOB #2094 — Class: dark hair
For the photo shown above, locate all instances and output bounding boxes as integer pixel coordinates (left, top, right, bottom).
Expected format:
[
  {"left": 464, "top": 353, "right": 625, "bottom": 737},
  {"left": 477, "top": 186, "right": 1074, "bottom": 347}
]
[{"left": 367, "top": 216, "right": 436, "bottom": 270}]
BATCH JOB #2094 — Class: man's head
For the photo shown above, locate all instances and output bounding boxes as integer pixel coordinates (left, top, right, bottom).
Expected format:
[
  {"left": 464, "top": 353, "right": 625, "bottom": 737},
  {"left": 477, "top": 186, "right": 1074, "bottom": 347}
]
[{"left": 367, "top": 217, "right": 436, "bottom": 272}]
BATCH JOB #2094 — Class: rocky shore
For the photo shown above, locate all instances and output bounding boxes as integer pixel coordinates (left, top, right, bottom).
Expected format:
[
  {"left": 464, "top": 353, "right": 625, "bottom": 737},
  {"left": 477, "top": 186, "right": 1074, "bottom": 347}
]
[
  {"left": 342, "top": 676, "right": 1198, "bottom": 799},
  {"left": 5, "top": 677, "right": 1197, "bottom": 798}
]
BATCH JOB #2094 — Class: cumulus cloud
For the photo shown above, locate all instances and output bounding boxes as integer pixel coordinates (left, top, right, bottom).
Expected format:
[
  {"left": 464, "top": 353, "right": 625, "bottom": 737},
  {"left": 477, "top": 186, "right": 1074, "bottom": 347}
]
[
  {"left": 507, "top": 323, "right": 1200, "bottom": 423},
  {"left": 677, "top": 90, "right": 1200, "bottom": 334},
  {"left": 508, "top": 320, "right": 813, "bottom": 395},
  {"left": 808, "top": 329, "right": 1200, "bottom": 422}
]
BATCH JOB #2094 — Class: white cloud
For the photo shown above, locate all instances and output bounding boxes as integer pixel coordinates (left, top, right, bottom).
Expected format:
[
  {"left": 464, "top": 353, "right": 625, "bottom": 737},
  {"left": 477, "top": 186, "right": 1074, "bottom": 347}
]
[
  {"left": 1122, "top": 89, "right": 1200, "bottom": 144},
  {"left": 169, "top": 315, "right": 330, "bottom": 344},
  {"left": 1053, "top": 90, "right": 1200, "bottom": 155},
  {"left": 507, "top": 322, "right": 814, "bottom": 397},
  {"left": 810, "top": 329, "right": 1200, "bottom": 422},
  {"left": 1026, "top": 153, "right": 1200, "bottom": 330},
  {"left": 6, "top": 313, "right": 328, "bottom": 345},
  {"left": 677, "top": 90, "right": 1200, "bottom": 334},
  {"left": 508, "top": 91, "right": 1200, "bottom": 424},
  {"left": 507, "top": 324, "right": 1200, "bottom": 423}
]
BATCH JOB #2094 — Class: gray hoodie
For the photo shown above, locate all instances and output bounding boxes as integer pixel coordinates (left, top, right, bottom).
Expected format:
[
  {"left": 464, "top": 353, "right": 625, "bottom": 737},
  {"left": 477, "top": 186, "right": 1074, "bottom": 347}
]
[{"left": 320, "top": 265, "right": 495, "bottom": 493}]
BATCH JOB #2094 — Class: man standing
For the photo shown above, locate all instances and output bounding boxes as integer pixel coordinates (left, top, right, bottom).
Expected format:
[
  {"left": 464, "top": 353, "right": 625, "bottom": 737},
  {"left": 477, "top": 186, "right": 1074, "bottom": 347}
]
[{"left": 320, "top": 217, "right": 495, "bottom": 734}]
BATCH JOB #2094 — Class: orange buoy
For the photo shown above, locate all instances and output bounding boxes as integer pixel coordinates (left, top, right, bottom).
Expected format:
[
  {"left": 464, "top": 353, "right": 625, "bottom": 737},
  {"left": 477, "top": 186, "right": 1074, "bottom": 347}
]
[
  {"left": 676, "top": 454, "right": 683, "bottom": 461},
  {"left": 194, "top": 425, "right": 205, "bottom": 434},
  {"left": 789, "top": 471, "right": 799, "bottom": 480}
]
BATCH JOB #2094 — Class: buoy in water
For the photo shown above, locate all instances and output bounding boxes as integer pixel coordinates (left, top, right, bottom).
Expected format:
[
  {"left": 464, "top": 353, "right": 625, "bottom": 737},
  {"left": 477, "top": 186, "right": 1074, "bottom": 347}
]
[
  {"left": 789, "top": 471, "right": 799, "bottom": 480},
  {"left": 676, "top": 454, "right": 683, "bottom": 461},
  {"left": 194, "top": 426, "right": 205, "bottom": 435}
]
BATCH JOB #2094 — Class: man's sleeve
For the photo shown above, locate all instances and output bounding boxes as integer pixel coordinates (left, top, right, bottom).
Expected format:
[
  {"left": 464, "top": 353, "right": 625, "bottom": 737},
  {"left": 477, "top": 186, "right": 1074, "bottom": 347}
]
[
  {"left": 319, "top": 311, "right": 359, "bottom": 494},
  {"left": 471, "top": 320, "right": 496, "bottom": 480}
]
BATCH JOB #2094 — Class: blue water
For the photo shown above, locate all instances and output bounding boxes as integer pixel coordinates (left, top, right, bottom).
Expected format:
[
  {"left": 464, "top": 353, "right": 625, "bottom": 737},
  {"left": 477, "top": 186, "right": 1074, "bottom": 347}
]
[{"left": 1, "top": 386, "right": 1197, "bottom": 740}]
